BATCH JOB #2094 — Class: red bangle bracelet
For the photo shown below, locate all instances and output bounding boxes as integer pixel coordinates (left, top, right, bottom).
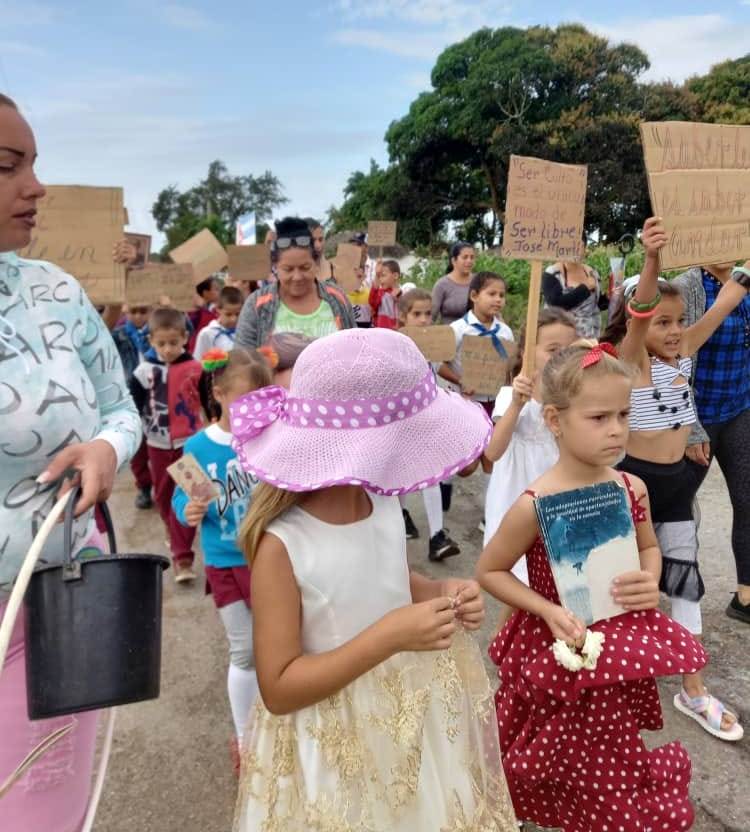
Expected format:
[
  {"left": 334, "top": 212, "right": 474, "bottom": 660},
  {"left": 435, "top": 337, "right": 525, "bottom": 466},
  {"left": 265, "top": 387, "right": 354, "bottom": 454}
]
[{"left": 627, "top": 300, "right": 658, "bottom": 319}]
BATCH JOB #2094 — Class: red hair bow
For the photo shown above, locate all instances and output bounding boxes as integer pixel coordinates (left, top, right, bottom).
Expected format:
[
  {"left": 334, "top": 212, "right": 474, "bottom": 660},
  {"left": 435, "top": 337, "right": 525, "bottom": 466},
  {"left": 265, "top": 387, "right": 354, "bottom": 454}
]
[{"left": 581, "top": 342, "right": 618, "bottom": 369}]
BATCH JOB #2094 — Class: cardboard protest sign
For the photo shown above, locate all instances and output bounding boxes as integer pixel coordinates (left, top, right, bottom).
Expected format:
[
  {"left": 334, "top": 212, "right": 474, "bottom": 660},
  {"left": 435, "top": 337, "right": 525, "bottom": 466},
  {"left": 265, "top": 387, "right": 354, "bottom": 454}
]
[
  {"left": 401, "top": 325, "right": 456, "bottom": 362},
  {"left": 367, "top": 221, "right": 397, "bottom": 247},
  {"left": 331, "top": 243, "right": 364, "bottom": 292},
  {"left": 126, "top": 263, "right": 196, "bottom": 310},
  {"left": 18, "top": 185, "right": 127, "bottom": 304},
  {"left": 460, "top": 335, "right": 514, "bottom": 398},
  {"left": 125, "top": 233, "right": 151, "bottom": 268},
  {"left": 227, "top": 244, "right": 269, "bottom": 283},
  {"left": 167, "top": 454, "right": 219, "bottom": 502},
  {"left": 640, "top": 121, "right": 750, "bottom": 270},
  {"left": 502, "top": 155, "right": 587, "bottom": 262},
  {"left": 169, "top": 228, "right": 228, "bottom": 282}
]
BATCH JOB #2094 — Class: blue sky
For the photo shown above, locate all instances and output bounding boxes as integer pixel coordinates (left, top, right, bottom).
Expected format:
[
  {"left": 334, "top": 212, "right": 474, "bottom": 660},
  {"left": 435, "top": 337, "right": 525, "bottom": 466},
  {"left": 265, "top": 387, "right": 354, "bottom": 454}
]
[{"left": 2, "top": 1, "right": 749, "bottom": 245}]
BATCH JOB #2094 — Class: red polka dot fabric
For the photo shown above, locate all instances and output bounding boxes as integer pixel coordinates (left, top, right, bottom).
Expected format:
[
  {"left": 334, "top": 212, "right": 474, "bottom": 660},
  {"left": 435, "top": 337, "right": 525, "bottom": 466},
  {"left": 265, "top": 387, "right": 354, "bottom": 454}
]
[{"left": 489, "top": 481, "right": 707, "bottom": 831}]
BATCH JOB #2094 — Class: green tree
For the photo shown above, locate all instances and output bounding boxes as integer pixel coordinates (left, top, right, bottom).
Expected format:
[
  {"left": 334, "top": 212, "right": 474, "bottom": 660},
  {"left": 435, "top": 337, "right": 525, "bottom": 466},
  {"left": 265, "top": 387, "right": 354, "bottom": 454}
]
[
  {"left": 688, "top": 54, "right": 750, "bottom": 123},
  {"left": 152, "top": 161, "right": 287, "bottom": 251}
]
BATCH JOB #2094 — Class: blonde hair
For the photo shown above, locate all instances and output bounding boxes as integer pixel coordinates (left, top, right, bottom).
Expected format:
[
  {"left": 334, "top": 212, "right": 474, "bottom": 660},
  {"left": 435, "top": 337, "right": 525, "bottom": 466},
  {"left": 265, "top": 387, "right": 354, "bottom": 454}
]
[
  {"left": 238, "top": 483, "right": 302, "bottom": 565},
  {"left": 541, "top": 342, "right": 634, "bottom": 410}
]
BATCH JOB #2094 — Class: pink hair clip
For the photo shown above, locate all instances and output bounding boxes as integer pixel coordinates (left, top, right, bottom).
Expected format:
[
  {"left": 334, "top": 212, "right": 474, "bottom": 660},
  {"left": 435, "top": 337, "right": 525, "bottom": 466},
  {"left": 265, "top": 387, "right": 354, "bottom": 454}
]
[{"left": 581, "top": 342, "right": 618, "bottom": 369}]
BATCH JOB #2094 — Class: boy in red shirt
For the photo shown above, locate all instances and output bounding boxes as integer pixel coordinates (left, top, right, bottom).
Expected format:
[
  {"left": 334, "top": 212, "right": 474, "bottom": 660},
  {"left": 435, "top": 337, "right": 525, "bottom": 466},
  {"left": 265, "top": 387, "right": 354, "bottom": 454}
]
[{"left": 369, "top": 259, "right": 401, "bottom": 329}]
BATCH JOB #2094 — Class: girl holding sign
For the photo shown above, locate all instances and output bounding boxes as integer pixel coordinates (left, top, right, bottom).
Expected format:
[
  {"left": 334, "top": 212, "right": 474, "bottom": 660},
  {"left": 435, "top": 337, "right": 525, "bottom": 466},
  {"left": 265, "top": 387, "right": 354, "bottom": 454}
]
[{"left": 606, "top": 217, "right": 749, "bottom": 741}]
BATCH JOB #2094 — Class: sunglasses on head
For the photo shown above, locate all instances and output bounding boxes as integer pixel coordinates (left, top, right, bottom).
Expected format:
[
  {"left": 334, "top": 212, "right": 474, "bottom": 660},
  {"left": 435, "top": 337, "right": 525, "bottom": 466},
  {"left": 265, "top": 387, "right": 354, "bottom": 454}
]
[{"left": 274, "top": 234, "right": 312, "bottom": 250}]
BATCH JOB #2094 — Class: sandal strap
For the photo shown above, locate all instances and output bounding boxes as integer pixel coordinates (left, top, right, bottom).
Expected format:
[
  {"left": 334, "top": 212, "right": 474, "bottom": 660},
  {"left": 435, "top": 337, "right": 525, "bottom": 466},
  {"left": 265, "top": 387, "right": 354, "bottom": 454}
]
[{"left": 680, "top": 689, "right": 732, "bottom": 732}]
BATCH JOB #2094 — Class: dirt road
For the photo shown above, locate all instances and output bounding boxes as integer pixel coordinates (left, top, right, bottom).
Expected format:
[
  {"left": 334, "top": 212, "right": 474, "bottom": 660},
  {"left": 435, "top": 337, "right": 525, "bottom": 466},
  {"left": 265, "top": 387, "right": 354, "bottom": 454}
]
[{"left": 94, "top": 465, "right": 747, "bottom": 832}]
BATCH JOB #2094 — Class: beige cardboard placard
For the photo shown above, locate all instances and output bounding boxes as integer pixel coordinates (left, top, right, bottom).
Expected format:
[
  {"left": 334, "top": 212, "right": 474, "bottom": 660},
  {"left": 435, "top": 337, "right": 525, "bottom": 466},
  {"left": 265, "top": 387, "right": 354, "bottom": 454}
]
[
  {"left": 126, "top": 263, "right": 196, "bottom": 310},
  {"left": 227, "top": 244, "right": 269, "bottom": 282},
  {"left": 331, "top": 243, "right": 364, "bottom": 292},
  {"left": 125, "top": 232, "right": 151, "bottom": 268},
  {"left": 502, "top": 155, "right": 588, "bottom": 262},
  {"left": 401, "top": 325, "right": 456, "bottom": 362},
  {"left": 167, "top": 454, "right": 219, "bottom": 502},
  {"left": 461, "top": 335, "right": 514, "bottom": 398},
  {"left": 18, "top": 185, "right": 127, "bottom": 304},
  {"left": 640, "top": 121, "right": 750, "bottom": 270},
  {"left": 169, "top": 228, "right": 228, "bottom": 282},
  {"left": 367, "top": 221, "right": 397, "bottom": 247}
]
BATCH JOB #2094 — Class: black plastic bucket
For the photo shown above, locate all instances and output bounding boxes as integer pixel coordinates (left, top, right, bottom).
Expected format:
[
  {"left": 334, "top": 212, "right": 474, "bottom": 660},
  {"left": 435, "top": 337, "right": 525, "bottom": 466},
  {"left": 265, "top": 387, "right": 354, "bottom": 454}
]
[{"left": 24, "top": 489, "right": 169, "bottom": 720}]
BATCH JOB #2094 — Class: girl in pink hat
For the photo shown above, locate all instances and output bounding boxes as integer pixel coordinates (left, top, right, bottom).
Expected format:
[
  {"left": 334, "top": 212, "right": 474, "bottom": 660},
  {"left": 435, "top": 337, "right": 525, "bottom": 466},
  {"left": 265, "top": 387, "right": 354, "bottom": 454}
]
[{"left": 230, "top": 327, "right": 517, "bottom": 831}]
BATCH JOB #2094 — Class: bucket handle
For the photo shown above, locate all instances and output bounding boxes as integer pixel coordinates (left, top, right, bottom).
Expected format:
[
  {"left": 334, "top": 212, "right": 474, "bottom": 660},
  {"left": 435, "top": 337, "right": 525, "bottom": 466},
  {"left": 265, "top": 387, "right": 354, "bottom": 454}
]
[{"left": 62, "top": 487, "right": 117, "bottom": 581}]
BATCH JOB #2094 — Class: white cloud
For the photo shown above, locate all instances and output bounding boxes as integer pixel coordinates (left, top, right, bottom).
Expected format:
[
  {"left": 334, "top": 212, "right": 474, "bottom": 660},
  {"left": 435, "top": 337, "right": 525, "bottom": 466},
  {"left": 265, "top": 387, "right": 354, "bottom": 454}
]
[
  {"left": 589, "top": 14, "right": 750, "bottom": 82},
  {"left": 157, "top": 3, "right": 222, "bottom": 32},
  {"left": 0, "top": 41, "right": 47, "bottom": 58},
  {"left": 333, "top": 0, "right": 510, "bottom": 27},
  {"left": 21, "top": 72, "right": 382, "bottom": 244},
  {"left": 331, "top": 27, "right": 456, "bottom": 59},
  {"left": 0, "top": 2, "right": 58, "bottom": 26}
]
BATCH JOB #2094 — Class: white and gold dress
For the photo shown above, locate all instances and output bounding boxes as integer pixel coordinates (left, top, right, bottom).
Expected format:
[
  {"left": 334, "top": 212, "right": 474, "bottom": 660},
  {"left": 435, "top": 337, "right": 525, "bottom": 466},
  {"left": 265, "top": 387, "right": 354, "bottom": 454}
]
[{"left": 234, "top": 494, "right": 516, "bottom": 832}]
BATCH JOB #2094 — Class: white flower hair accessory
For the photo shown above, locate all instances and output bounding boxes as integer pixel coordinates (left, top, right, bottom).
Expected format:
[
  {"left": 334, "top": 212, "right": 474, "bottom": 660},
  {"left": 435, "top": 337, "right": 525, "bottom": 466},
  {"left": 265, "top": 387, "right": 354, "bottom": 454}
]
[{"left": 552, "top": 630, "right": 605, "bottom": 672}]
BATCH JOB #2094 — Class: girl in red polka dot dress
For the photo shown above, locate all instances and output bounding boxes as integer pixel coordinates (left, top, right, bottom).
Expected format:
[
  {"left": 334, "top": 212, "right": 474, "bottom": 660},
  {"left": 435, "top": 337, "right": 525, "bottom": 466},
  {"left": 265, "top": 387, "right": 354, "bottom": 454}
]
[{"left": 477, "top": 342, "right": 707, "bottom": 832}]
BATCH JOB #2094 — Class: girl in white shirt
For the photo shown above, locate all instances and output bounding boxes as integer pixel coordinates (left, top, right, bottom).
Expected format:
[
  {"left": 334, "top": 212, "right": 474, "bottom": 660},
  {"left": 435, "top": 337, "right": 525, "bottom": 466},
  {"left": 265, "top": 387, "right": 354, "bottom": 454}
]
[
  {"left": 483, "top": 308, "right": 577, "bottom": 581},
  {"left": 446, "top": 272, "right": 514, "bottom": 415}
]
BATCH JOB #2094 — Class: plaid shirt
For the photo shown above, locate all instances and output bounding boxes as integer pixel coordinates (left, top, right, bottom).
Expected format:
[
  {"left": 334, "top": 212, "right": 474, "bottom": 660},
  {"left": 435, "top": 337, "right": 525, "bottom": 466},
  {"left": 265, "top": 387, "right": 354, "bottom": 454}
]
[{"left": 693, "top": 270, "right": 750, "bottom": 425}]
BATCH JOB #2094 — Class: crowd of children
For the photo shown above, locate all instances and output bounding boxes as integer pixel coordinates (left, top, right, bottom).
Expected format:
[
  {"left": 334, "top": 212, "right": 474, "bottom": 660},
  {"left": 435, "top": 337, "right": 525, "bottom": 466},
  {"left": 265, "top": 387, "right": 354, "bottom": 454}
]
[{"left": 110, "top": 214, "right": 750, "bottom": 832}]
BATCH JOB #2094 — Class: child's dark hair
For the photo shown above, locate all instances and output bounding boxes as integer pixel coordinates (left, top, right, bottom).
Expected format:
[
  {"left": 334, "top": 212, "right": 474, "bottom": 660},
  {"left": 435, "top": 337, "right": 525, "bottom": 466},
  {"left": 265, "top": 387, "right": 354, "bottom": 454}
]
[
  {"left": 149, "top": 307, "right": 187, "bottom": 333},
  {"left": 381, "top": 259, "right": 401, "bottom": 276},
  {"left": 398, "top": 288, "right": 432, "bottom": 322},
  {"left": 0, "top": 93, "right": 18, "bottom": 110},
  {"left": 195, "top": 277, "right": 218, "bottom": 298},
  {"left": 198, "top": 348, "right": 273, "bottom": 422},
  {"left": 271, "top": 217, "right": 316, "bottom": 264},
  {"left": 218, "top": 285, "right": 243, "bottom": 307},
  {"left": 510, "top": 308, "right": 576, "bottom": 378},
  {"left": 601, "top": 279, "right": 682, "bottom": 346},
  {"left": 466, "top": 271, "right": 506, "bottom": 314}
]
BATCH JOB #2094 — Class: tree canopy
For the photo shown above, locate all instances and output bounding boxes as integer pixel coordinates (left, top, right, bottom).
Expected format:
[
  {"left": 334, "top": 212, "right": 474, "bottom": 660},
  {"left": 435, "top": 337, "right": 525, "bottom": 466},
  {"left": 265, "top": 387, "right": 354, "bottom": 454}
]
[
  {"left": 328, "top": 24, "right": 749, "bottom": 248},
  {"left": 152, "top": 160, "right": 287, "bottom": 251}
]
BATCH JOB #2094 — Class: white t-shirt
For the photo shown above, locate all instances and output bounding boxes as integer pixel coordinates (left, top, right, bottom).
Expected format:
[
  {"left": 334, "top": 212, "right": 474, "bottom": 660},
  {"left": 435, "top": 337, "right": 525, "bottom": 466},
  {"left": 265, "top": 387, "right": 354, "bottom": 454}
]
[
  {"left": 447, "top": 312, "right": 514, "bottom": 402},
  {"left": 483, "top": 387, "right": 559, "bottom": 582}
]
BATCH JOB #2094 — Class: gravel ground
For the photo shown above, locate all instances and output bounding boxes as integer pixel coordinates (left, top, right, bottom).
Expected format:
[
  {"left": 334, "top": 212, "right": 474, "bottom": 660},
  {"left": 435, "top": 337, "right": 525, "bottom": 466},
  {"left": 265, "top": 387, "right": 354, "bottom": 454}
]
[{"left": 93, "top": 464, "right": 748, "bottom": 832}]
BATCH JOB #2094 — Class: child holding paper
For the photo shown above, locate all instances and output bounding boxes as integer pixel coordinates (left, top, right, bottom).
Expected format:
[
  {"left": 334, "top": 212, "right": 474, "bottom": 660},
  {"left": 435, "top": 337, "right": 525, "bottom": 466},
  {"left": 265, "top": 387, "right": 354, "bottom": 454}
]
[
  {"left": 369, "top": 259, "right": 401, "bottom": 329},
  {"left": 477, "top": 342, "right": 706, "bottom": 832},
  {"left": 173, "top": 347, "right": 271, "bottom": 772},
  {"left": 129, "top": 307, "right": 202, "bottom": 582},
  {"left": 605, "top": 216, "right": 749, "bottom": 741},
  {"left": 397, "top": 289, "right": 461, "bottom": 560},
  {"left": 194, "top": 285, "right": 243, "bottom": 360}
]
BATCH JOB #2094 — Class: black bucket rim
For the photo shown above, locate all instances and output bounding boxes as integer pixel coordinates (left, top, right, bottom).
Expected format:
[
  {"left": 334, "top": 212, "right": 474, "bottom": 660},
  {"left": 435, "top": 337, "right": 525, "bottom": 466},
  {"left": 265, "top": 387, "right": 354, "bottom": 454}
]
[{"left": 31, "top": 552, "right": 170, "bottom": 576}]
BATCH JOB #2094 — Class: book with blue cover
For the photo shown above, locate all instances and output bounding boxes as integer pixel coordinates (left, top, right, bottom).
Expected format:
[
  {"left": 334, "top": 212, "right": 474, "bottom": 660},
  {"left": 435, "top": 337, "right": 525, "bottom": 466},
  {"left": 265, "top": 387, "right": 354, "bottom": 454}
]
[{"left": 534, "top": 481, "right": 641, "bottom": 625}]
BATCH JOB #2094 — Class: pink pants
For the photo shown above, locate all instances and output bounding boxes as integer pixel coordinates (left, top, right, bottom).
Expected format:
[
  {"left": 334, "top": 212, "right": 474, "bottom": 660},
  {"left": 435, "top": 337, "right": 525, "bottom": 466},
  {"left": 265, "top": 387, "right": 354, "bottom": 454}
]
[{"left": 0, "top": 529, "right": 106, "bottom": 831}]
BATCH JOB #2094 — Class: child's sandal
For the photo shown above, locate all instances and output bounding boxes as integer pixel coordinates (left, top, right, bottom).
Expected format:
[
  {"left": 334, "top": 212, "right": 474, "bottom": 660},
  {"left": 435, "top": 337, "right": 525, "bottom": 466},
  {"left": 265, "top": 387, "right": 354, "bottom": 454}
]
[{"left": 673, "top": 688, "right": 744, "bottom": 742}]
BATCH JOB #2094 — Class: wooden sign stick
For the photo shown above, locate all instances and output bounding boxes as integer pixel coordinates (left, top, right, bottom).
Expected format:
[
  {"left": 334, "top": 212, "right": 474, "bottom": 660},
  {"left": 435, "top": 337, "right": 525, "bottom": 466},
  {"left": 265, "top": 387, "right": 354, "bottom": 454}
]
[{"left": 521, "top": 261, "right": 543, "bottom": 377}]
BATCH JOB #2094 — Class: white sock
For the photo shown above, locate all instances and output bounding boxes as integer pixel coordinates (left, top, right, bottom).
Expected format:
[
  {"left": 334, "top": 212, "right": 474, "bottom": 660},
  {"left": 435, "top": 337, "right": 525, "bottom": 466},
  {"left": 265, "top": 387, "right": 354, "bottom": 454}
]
[
  {"left": 227, "top": 664, "right": 259, "bottom": 739},
  {"left": 423, "top": 485, "right": 443, "bottom": 538}
]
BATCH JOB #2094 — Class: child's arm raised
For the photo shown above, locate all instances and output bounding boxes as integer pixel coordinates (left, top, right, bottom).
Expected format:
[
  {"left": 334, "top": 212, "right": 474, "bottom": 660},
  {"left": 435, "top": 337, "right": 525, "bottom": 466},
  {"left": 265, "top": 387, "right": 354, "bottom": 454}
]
[
  {"left": 476, "top": 495, "right": 585, "bottom": 643},
  {"left": 681, "top": 270, "right": 750, "bottom": 357},
  {"left": 618, "top": 217, "right": 667, "bottom": 366},
  {"left": 484, "top": 376, "right": 533, "bottom": 463},
  {"left": 252, "top": 533, "right": 457, "bottom": 715},
  {"left": 612, "top": 475, "right": 660, "bottom": 611}
]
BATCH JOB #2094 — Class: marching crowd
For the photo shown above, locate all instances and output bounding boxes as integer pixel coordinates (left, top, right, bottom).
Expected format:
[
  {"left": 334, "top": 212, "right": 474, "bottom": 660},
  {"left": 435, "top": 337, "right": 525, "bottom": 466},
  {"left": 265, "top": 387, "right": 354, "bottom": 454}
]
[{"left": 2, "top": 91, "right": 750, "bottom": 832}]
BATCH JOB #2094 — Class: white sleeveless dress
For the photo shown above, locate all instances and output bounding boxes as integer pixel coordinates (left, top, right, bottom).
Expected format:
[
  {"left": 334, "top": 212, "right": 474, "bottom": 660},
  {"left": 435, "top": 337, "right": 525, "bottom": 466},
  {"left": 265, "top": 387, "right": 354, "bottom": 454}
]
[{"left": 233, "top": 493, "right": 516, "bottom": 832}]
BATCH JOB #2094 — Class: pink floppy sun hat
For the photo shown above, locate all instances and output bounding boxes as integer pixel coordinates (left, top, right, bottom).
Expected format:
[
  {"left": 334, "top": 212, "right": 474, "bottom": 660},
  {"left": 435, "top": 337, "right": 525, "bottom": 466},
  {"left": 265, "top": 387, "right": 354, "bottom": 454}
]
[{"left": 229, "top": 328, "right": 492, "bottom": 495}]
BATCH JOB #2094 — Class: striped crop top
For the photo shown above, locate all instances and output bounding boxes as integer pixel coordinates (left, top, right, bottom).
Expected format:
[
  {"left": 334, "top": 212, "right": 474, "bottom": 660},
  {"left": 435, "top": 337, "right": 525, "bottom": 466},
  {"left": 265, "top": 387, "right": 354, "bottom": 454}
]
[{"left": 630, "top": 356, "right": 697, "bottom": 432}]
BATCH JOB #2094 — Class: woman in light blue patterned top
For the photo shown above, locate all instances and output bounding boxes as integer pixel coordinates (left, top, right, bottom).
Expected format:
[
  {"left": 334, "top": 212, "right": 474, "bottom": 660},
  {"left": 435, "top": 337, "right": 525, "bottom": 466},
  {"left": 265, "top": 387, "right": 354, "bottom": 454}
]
[{"left": 0, "top": 92, "right": 141, "bottom": 830}]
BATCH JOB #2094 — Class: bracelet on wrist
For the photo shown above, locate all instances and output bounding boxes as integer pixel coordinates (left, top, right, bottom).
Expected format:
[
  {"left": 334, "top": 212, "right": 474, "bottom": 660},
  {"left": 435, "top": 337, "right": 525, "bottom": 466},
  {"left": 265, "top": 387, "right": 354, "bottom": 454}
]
[
  {"left": 732, "top": 267, "right": 750, "bottom": 291},
  {"left": 628, "top": 291, "right": 662, "bottom": 313},
  {"left": 627, "top": 299, "right": 658, "bottom": 319}
]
